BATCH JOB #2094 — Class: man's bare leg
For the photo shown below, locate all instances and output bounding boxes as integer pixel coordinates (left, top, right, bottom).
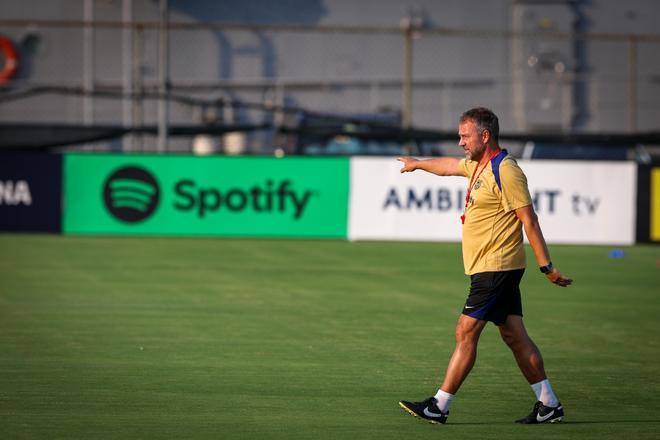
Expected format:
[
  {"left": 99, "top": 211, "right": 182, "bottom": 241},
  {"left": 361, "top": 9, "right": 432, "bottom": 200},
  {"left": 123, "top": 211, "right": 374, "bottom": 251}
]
[
  {"left": 499, "top": 315, "right": 562, "bottom": 423},
  {"left": 398, "top": 314, "right": 487, "bottom": 422},
  {"left": 498, "top": 315, "right": 546, "bottom": 384},
  {"left": 439, "top": 314, "right": 488, "bottom": 394}
]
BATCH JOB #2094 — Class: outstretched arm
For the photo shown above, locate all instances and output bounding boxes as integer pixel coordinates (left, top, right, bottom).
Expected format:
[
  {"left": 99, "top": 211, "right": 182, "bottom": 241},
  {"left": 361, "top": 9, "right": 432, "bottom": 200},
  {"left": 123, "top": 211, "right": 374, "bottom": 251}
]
[
  {"left": 515, "top": 204, "right": 573, "bottom": 287},
  {"left": 397, "top": 156, "right": 464, "bottom": 176}
]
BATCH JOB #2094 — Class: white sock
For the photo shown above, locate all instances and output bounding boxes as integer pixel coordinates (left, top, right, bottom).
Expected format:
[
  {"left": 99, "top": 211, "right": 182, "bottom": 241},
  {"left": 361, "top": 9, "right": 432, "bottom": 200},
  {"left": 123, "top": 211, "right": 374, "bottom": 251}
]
[
  {"left": 433, "top": 389, "right": 454, "bottom": 413},
  {"left": 531, "top": 379, "right": 559, "bottom": 407}
]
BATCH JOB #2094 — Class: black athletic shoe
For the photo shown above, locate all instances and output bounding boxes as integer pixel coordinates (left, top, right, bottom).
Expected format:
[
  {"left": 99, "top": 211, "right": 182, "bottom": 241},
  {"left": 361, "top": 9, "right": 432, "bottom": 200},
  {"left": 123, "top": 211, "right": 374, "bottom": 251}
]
[
  {"left": 399, "top": 397, "right": 449, "bottom": 424},
  {"left": 515, "top": 401, "right": 564, "bottom": 424}
]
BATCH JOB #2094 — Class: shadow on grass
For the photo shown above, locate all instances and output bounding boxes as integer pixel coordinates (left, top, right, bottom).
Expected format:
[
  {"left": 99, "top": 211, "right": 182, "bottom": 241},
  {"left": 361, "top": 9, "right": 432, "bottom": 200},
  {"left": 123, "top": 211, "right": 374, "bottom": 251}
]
[
  {"left": 448, "top": 420, "right": 660, "bottom": 425},
  {"left": 560, "top": 420, "right": 660, "bottom": 425}
]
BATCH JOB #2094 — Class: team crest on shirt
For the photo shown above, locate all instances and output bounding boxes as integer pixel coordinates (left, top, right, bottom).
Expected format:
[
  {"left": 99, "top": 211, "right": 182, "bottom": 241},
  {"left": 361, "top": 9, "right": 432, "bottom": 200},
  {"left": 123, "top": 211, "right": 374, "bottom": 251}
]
[{"left": 473, "top": 179, "right": 482, "bottom": 190}]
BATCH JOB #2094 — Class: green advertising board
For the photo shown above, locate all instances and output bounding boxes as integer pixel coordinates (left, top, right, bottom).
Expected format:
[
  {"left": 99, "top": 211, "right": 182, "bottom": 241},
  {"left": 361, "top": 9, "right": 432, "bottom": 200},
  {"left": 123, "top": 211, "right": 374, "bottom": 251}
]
[{"left": 63, "top": 154, "right": 349, "bottom": 238}]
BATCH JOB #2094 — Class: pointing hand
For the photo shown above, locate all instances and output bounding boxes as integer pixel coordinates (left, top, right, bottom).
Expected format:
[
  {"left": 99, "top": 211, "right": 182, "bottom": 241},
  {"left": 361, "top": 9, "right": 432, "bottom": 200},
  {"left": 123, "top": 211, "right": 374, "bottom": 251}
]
[{"left": 397, "top": 157, "right": 418, "bottom": 173}]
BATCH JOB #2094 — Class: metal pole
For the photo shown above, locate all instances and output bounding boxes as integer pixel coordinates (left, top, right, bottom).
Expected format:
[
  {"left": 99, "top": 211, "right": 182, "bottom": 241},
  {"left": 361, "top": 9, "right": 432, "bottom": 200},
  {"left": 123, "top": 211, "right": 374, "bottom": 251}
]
[
  {"left": 122, "top": 0, "right": 133, "bottom": 151},
  {"left": 628, "top": 36, "right": 638, "bottom": 133},
  {"left": 157, "top": 0, "right": 170, "bottom": 153},
  {"left": 133, "top": 25, "right": 144, "bottom": 151},
  {"left": 83, "top": 0, "right": 94, "bottom": 127},
  {"left": 401, "top": 8, "right": 425, "bottom": 130},
  {"left": 402, "top": 28, "right": 413, "bottom": 129}
]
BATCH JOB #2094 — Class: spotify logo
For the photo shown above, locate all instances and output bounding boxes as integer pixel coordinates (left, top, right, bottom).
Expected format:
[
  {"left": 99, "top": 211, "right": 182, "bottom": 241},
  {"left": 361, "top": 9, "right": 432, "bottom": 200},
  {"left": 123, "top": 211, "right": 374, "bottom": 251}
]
[{"left": 103, "top": 166, "right": 160, "bottom": 223}]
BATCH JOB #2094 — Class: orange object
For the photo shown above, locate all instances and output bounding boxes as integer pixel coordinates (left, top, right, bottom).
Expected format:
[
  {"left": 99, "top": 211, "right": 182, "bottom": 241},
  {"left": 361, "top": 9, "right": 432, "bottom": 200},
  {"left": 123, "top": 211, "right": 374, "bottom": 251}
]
[{"left": 0, "top": 34, "right": 19, "bottom": 84}]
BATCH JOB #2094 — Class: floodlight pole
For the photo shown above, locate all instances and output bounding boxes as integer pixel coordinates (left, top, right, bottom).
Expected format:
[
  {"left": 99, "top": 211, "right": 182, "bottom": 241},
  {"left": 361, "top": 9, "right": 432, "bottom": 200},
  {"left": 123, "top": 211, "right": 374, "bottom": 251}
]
[
  {"left": 82, "top": 0, "right": 95, "bottom": 128},
  {"left": 133, "top": 25, "right": 145, "bottom": 151},
  {"left": 628, "top": 36, "right": 638, "bottom": 133},
  {"left": 400, "top": 10, "right": 425, "bottom": 131},
  {"left": 122, "top": 0, "right": 133, "bottom": 151},
  {"left": 157, "top": 0, "right": 170, "bottom": 153},
  {"left": 402, "top": 27, "right": 413, "bottom": 130}
]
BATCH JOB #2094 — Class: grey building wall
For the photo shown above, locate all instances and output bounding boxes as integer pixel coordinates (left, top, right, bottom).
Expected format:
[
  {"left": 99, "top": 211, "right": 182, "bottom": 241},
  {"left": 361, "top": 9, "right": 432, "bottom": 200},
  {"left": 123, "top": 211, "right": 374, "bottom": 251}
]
[{"left": 0, "top": 0, "right": 658, "bottom": 152}]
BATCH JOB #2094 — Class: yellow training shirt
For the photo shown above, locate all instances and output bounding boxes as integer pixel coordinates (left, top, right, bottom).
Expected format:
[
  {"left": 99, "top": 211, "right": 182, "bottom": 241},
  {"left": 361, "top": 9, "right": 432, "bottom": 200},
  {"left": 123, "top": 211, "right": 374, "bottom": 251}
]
[{"left": 458, "top": 151, "right": 533, "bottom": 275}]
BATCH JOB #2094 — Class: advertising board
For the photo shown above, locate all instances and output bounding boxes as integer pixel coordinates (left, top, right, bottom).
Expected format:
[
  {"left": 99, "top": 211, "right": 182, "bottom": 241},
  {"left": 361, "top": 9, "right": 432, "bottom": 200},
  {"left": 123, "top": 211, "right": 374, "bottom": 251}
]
[
  {"left": 651, "top": 168, "right": 660, "bottom": 242},
  {"left": 0, "top": 153, "right": 62, "bottom": 232},
  {"left": 349, "top": 158, "right": 637, "bottom": 245},
  {"left": 64, "top": 154, "right": 349, "bottom": 238}
]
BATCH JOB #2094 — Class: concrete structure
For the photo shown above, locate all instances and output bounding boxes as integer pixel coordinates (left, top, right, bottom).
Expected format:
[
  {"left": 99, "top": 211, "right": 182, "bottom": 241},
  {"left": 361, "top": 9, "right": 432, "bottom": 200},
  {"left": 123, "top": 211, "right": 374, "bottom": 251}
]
[{"left": 0, "top": 0, "right": 658, "bottom": 153}]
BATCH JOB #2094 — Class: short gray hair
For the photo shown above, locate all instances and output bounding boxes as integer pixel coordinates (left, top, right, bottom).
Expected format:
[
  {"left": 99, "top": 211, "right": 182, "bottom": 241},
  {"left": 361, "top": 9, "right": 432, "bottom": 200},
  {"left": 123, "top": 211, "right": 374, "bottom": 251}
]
[{"left": 460, "top": 107, "right": 499, "bottom": 143}]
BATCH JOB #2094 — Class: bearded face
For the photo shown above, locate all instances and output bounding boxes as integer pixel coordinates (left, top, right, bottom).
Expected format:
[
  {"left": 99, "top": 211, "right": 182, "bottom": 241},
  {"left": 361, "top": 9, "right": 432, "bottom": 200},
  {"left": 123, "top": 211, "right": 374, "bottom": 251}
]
[{"left": 458, "top": 120, "right": 488, "bottom": 162}]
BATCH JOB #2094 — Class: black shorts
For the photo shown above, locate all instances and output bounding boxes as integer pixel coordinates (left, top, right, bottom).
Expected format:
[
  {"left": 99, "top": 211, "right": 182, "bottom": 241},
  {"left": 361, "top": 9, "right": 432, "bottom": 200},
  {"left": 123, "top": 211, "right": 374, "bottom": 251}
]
[{"left": 462, "top": 269, "right": 525, "bottom": 326}]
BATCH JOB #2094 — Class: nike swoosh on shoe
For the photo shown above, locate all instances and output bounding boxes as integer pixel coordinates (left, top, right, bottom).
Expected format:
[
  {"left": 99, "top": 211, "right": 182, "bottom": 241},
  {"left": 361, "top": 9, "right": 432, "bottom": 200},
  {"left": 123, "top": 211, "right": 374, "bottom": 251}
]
[
  {"left": 423, "top": 407, "right": 444, "bottom": 418},
  {"left": 536, "top": 410, "right": 555, "bottom": 422}
]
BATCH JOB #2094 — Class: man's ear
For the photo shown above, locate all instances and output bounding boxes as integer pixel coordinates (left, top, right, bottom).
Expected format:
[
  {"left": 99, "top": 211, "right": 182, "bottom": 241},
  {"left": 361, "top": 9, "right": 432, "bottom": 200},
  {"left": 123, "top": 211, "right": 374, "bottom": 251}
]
[{"left": 481, "top": 129, "right": 491, "bottom": 144}]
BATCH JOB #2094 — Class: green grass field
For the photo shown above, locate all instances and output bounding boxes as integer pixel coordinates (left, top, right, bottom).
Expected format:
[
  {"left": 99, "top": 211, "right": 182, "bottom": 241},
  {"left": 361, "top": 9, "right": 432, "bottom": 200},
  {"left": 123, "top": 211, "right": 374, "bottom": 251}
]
[{"left": 1, "top": 234, "right": 659, "bottom": 439}]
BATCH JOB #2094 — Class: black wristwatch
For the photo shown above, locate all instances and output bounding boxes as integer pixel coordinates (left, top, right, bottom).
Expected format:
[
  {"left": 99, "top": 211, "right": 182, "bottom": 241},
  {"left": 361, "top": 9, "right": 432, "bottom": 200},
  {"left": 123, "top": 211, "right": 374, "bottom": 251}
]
[{"left": 539, "top": 262, "right": 554, "bottom": 274}]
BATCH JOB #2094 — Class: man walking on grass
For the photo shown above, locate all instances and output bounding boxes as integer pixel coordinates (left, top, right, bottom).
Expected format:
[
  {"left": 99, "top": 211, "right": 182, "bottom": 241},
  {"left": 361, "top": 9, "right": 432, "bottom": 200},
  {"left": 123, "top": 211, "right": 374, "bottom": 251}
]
[{"left": 397, "top": 107, "right": 572, "bottom": 425}]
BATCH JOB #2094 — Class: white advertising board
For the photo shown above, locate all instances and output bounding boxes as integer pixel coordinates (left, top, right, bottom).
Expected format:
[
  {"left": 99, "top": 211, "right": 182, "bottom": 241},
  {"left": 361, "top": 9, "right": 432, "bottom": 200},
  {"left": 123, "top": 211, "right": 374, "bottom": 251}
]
[{"left": 348, "top": 158, "right": 636, "bottom": 245}]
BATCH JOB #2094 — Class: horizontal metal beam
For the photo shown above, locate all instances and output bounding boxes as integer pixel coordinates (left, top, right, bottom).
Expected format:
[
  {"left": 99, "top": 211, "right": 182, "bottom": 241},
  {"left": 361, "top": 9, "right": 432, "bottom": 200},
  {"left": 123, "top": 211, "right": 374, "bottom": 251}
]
[
  {"left": 1, "top": 19, "right": 659, "bottom": 42},
  {"left": 2, "top": 122, "right": 659, "bottom": 151}
]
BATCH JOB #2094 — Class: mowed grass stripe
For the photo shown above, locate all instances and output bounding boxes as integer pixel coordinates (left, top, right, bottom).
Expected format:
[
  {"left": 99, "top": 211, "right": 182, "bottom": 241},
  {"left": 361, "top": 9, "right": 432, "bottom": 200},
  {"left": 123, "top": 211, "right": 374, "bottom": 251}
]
[{"left": 0, "top": 235, "right": 658, "bottom": 440}]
